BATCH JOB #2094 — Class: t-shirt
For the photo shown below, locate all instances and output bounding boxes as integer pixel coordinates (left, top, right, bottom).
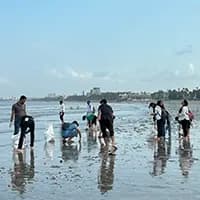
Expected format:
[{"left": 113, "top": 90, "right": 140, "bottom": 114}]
[
  {"left": 60, "top": 103, "right": 65, "bottom": 112},
  {"left": 62, "top": 123, "right": 78, "bottom": 138},
  {"left": 12, "top": 102, "right": 26, "bottom": 119},
  {"left": 155, "top": 105, "right": 162, "bottom": 120},
  {"left": 86, "top": 104, "right": 95, "bottom": 115},
  {"left": 98, "top": 104, "right": 113, "bottom": 120},
  {"left": 178, "top": 106, "right": 190, "bottom": 121}
]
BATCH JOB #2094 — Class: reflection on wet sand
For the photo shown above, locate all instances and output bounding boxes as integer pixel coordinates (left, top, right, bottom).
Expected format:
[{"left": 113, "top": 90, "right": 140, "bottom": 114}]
[
  {"left": 151, "top": 138, "right": 171, "bottom": 176},
  {"left": 178, "top": 139, "right": 193, "bottom": 177},
  {"left": 11, "top": 150, "right": 35, "bottom": 194},
  {"left": 86, "top": 129, "right": 98, "bottom": 153},
  {"left": 44, "top": 141, "right": 55, "bottom": 160},
  {"left": 98, "top": 151, "right": 116, "bottom": 194},
  {"left": 61, "top": 142, "right": 81, "bottom": 162}
]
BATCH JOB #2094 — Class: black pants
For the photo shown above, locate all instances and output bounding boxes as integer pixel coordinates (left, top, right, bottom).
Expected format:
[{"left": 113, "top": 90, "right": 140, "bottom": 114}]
[
  {"left": 59, "top": 112, "right": 64, "bottom": 122},
  {"left": 157, "top": 119, "right": 165, "bottom": 138},
  {"left": 181, "top": 119, "right": 190, "bottom": 137},
  {"left": 18, "top": 116, "right": 35, "bottom": 149}
]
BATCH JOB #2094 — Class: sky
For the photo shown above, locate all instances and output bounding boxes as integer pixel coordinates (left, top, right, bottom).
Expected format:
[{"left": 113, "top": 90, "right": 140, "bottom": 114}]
[{"left": 0, "top": 0, "right": 200, "bottom": 97}]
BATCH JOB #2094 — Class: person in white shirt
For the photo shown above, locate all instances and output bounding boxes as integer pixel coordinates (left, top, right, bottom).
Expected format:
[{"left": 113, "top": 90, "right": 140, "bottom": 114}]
[
  {"left": 177, "top": 99, "right": 190, "bottom": 139},
  {"left": 86, "top": 100, "right": 96, "bottom": 128},
  {"left": 154, "top": 100, "right": 167, "bottom": 140},
  {"left": 59, "top": 100, "right": 65, "bottom": 123}
]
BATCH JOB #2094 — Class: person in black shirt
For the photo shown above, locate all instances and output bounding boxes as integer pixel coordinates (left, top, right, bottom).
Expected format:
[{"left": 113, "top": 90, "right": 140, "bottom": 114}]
[
  {"left": 17, "top": 115, "right": 35, "bottom": 151},
  {"left": 98, "top": 99, "right": 117, "bottom": 153}
]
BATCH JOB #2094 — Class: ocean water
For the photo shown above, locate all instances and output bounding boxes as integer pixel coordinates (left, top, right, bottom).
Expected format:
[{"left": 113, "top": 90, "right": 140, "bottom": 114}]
[{"left": 0, "top": 100, "right": 200, "bottom": 200}]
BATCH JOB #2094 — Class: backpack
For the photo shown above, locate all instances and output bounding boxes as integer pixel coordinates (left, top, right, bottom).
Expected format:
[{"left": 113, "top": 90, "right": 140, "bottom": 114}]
[{"left": 188, "top": 110, "right": 194, "bottom": 121}]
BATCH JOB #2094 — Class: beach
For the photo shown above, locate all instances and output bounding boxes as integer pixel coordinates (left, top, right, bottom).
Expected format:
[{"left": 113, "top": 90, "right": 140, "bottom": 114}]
[{"left": 0, "top": 100, "right": 200, "bottom": 200}]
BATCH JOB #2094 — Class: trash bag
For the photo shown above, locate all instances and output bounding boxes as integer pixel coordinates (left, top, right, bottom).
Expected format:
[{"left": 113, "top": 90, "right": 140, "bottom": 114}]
[{"left": 44, "top": 124, "right": 55, "bottom": 143}]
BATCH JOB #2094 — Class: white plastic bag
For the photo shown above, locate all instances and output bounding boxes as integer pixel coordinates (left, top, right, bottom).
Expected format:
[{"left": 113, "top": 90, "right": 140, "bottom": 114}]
[
  {"left": 44, "top": 124, "right": 55, "bottom": 143},
  {"left": 11, "top": 134, "right": 26, "bottom": 149}
]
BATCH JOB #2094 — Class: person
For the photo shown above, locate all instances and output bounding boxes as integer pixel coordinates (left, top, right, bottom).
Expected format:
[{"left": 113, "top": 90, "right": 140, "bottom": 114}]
[
  {"left": 150, "top": 101, "right": 171, "bottom": 137},
  {"left": 86, "top": 100, "right": 96, "bottom": 128},
  {"left": 61, "top": 121, "right": 81, "bottom": 143},
  {"left": 10, "top": 95, "right": 27, "bottom": 135},
  {"left": 148, "top": 102, "right": 157, "bottom": 128},
  {"left": 154, "top": 100, "right": 168, "bottom": 140},
  {"left": 176, "top": 99, "right": 191, "bottom": 140},
  {"left": 59, "top": 100, "right": 65, "bottom": 123},
  {"left": 98, "top": 99, "right": 117, "bottom": 153},
  {"left": 17, "top": 115, "right": 35, "bottom": 151}
]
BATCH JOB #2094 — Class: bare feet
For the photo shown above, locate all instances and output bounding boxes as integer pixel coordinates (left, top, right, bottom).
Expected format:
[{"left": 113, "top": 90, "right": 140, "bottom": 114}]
[
  {"left": 16, "top": 148, "right": 24, "bottom": 153},
  {"left": 108, "top": 145, "right": 118, "bottom": 155},
  {"left": 67, "top": 140, "right": 74, "bottom": 144}
]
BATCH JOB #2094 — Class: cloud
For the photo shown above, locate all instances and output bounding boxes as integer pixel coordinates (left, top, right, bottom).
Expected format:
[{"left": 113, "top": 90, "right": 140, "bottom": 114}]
[
  {"left": 49, "top": 68, "right": 65, "bottom": 79},
  {"left": 188, "top": 63, "right": 194, "bottom": 75},
  {"left": 0, "top": 77, "right": 11, "bottom": 85},
  {"left": 92, "top": 71, "right": 113, "bottom": 80},
  {"left": 67, "top": 68, "right": 93, "bottom": 79},
  {"left": 176, "top": 45, "right": 193, "bottom": 56},
  {"left": 144, "top": 63, "right": 198, "bottom": 83},
  {"left": 67, "top": 68, "right": 123, "bottom": 81},
  {"left": 48, "top": 67, "right": 125, "bottom": 84},
  {"left": 174, "top": 69, "right": 180, "bottom": 77}
]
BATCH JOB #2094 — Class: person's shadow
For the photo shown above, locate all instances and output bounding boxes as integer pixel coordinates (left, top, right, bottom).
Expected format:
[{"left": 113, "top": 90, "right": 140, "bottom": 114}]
[
  {"left": 61, "top": 142, "right": 81, "bottom": 162},
  {"left": 178, "top": 139, "right": 193, "bottom": 177},
  {"left": 11, "top": 150, "right": 35, "bottom": 194},
  {"left": 97, "top": 152, "right": 116, "bottom": 194},
  {"left": 151, "top": 138, "right": 171, "bottom": 176}
]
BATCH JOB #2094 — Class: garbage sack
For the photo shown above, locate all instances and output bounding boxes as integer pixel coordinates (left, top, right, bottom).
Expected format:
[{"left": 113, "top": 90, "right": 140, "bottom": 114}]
[{"left": 44, "top": 124, "right": 55, "bottom": 143}]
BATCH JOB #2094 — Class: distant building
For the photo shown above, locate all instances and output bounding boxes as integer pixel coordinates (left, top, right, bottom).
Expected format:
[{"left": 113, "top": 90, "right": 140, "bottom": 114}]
[{"left": 90, "top": 87, "right": 101, "bottom": 95}]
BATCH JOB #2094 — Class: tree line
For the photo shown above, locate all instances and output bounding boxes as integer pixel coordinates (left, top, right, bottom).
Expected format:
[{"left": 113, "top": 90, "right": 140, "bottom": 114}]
[{"left": 151, "top": 88, "right": 200, "bottom": 100}]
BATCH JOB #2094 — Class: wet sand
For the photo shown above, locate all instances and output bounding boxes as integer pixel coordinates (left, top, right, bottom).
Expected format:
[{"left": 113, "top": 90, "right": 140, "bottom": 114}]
[{"left": 0, "top": 100, "right": 200, "bottom": 200}]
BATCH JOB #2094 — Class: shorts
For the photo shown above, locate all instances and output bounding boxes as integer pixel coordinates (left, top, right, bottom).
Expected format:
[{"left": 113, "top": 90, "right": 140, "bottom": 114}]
[{"left": 62, "top": 129, "right": 77, "bottom": 138}]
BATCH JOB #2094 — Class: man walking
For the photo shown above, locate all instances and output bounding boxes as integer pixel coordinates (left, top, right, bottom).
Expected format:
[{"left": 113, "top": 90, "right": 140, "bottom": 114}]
[{"left": 98, "top": 99, "right": 117, "bottom": 153}]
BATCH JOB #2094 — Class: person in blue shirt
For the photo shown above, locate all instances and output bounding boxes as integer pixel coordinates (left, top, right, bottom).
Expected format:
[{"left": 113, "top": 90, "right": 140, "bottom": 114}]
[{"left": 61, "top": 121, "right": 81, "bottom": 143}]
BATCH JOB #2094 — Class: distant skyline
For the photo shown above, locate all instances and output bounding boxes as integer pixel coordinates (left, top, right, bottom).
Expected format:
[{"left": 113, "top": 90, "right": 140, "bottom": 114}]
[{"left": 0, "top": 0, "right": 200, "bottom": 97}]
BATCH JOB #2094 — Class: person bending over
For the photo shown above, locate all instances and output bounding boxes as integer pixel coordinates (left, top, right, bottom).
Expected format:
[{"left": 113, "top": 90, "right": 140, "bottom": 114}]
[
  {"left": 17, "top": 115, "right": 35, "bottom": 151},
  {"left": 98, "top": 99, "right": 117, "bottom": 152},
  {"left": 61, "top": 121, "right": 81, "bottom": 143}
]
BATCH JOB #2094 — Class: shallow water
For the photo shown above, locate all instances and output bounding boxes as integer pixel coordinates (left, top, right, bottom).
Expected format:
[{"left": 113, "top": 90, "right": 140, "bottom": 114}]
[{"left": 0, "top": 100, "right": 200, "bottom": 200}]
